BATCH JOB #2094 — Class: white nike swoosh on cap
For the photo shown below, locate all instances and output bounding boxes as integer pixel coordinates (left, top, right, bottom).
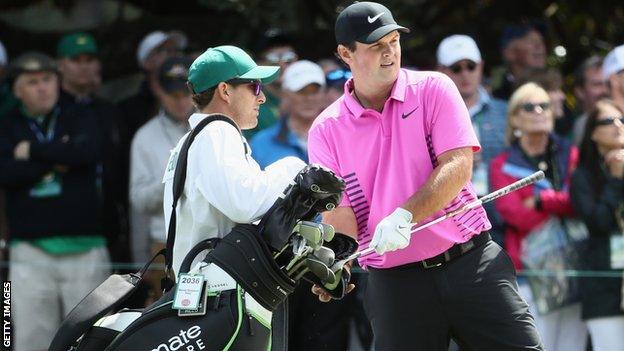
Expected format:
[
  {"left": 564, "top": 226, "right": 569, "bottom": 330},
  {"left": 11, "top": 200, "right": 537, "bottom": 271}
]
[{"left": 367, "top": 13, "right": 384, "bottom": 23}]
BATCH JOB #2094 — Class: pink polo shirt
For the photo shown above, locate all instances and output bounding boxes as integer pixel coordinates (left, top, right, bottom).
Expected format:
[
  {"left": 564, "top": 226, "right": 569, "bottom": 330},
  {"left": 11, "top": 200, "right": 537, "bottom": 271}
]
[{"left": 308, "top": 69, "right": 491, "bottom": 269}]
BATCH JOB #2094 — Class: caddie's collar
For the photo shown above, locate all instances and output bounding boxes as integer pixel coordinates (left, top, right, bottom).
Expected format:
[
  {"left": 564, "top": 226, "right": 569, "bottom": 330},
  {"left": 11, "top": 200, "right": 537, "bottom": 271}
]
[{"left": 189, "top": 112, "right": 241, "bottom": 133}]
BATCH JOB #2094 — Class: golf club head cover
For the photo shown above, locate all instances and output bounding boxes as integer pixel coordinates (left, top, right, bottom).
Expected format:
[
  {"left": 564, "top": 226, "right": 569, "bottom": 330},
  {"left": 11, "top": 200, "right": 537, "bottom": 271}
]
[
  {"left": 324, "top": 232, "right": 358, "bottom": 262},
  {"left": 296, "top": 164, "right": 346, "bottom": 218},
  {"left": 304, "top": 232, "right": 357, "bottom": 300},
  {"left": 258, "top": 164, "right": 345, "bottom": 252}
]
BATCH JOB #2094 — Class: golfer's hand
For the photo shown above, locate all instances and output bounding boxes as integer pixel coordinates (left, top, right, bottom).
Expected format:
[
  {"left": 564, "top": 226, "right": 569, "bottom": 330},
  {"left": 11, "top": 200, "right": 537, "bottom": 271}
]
[{"left": 369, "top": 207, "right": 413, "bottom": 255}]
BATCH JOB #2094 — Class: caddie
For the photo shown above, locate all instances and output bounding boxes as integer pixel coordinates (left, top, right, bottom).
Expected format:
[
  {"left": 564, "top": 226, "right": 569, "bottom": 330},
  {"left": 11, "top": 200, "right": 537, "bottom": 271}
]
[{"left": 162, "top": 45, "right": 308, "bottom": 276}]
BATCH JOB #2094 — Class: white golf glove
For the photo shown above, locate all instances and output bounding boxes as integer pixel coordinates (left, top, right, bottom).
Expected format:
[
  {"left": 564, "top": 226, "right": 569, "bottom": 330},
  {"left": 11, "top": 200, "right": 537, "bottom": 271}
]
[{"left": 369, "top": 207, "right": 413, "bottom": 255}]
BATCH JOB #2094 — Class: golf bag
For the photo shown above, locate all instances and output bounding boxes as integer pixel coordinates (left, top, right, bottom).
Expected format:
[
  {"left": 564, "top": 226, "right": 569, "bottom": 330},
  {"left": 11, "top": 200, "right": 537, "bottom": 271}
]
[{"left": 49, "top": 115, "right": 356, "bottom": 351}]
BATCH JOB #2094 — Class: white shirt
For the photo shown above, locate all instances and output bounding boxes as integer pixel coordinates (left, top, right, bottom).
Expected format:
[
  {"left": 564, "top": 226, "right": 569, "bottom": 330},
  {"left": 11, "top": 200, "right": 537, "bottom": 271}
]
[
  {"left": 162, "top": 113, "right": 306, "bottom": 276},
  {"left": 130, "top": 111, "right": 189, "bottom": 243}
]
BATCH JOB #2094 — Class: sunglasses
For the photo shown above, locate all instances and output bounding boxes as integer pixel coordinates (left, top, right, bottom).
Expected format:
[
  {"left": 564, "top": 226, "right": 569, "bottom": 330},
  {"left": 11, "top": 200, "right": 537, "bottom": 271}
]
[
  {"left": 449, "top": 61, "right": 477, "bottom": 74},
  {"left": 326, "top": 69, "right": 352, "bottom": 82},
  {"left": 596, "top": 116, "right": 624, "bottom": 126},
  {"left": 227, "top": 78, "right": 262, "bottom": 96},
  {"left": 520, "top": 102, "right": 550, "bottom": 113},
  {"left": 264, "top": 51, "right": 297, "bottom": 64}
]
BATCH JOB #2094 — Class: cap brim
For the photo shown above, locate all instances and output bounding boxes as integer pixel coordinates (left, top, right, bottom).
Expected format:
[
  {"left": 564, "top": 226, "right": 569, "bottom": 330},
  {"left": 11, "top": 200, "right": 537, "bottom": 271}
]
[
  {"left": 285, "top": 76, "right": 325, "bottom": 92},
  {"left": 239, "top": 65, "right": 280, "bottom": 84},
  {"left": 358, "top": 24, "right": 410, "bottom": 44},
  {"left": 69, "top": 49, "right": 98, "bottom": 58}
]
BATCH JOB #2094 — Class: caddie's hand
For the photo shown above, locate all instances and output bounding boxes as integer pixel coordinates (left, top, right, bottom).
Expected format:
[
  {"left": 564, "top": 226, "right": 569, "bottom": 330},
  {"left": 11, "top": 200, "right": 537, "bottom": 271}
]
[
  {"left": 369, "top": 207, "right": 413, "bottom": 255},
  {"left": 311, "top": 283, "right": 355, "bottom": 302}
]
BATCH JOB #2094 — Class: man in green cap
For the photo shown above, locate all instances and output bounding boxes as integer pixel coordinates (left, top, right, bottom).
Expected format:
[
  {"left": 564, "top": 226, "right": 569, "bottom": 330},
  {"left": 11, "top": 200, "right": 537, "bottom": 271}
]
[
  {"left": 161, "top": 45, "right": 308, "bottom": 350},
  {"left": 57, "top": 32, "right": 129, "bottom": 267},
  {"left": 57, "top": 31, "right": 101, "bottom": 99}
]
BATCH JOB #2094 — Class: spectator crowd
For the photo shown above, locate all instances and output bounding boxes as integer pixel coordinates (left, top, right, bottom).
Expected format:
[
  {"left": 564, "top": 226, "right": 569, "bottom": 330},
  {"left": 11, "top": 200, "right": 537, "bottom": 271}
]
[{"left": 1, "top": 18, "right": 624, "bottom": 351}]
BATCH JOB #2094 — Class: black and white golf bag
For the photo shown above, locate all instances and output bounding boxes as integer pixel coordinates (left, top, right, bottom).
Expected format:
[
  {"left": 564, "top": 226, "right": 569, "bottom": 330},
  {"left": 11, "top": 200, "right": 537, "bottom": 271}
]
[{"left": 49, "top": 115, "right": 357, "bottom": 351}]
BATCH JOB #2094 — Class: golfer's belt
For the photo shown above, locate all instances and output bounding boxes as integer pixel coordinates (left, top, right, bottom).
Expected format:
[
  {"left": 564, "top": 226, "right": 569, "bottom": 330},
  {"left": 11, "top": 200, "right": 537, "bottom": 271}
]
[{"left": 205, "top": 224, "right": 297, "bottom": 311}]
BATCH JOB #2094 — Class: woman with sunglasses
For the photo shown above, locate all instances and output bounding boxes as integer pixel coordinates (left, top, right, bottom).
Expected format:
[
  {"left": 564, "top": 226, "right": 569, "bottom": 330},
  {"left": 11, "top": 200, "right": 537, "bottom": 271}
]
[
  {"left": 570, "top": 99, "right": 624, "bottom": 350},
  {"left": 518, "top": 67, "right": 574, "bottom": 137},
  {"left": 490, "top": 82, "right": 587, "bottom": 351}
]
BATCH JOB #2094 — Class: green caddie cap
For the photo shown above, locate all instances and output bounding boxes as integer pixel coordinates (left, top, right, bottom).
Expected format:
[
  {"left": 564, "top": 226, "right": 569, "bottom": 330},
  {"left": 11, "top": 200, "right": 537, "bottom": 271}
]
[
  {"left": 187, "top": 45, "right": 279, "bottom": 94},
  {"left": 57, "top": 32, "right": 98, "bottom": 58}
]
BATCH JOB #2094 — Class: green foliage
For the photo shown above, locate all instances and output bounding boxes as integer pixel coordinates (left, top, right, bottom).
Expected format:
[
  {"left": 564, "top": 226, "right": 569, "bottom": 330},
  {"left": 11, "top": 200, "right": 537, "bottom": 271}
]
[{"left": 2, "top": 0, "right": 623, "bottom": 79}]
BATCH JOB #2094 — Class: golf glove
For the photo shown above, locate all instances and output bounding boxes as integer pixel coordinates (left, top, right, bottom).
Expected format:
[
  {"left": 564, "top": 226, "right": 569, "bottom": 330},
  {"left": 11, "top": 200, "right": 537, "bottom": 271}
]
[{"left": 369, "top": 207, "right": 413, "bottom": 255}]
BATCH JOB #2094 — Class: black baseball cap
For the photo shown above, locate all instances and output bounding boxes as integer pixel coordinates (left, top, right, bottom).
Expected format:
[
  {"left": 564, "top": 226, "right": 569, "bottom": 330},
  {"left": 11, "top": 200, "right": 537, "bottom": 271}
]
[
  {"left": 499, "top": 20, "right": 547, "bottom": 49},
  {"left": 335, "top": 2, "right": 410, "bottom": 45},
  {"left": 159, "top": 56, "right": 193, "bottom": 94},
  {"left": 255, "top": 27, "right": 297, "bottom": 55}
]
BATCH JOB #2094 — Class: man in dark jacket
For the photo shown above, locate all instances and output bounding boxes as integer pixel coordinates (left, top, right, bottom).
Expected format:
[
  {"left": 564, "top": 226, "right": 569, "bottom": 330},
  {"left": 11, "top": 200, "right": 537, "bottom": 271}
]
[
  {"left": 0, "top": 51, "right": 110, "bottom": 351},
  {"left": 493, "top": 22, "right": 547, "bottom": 101},
  {"left": 56, "top": 32, "right": 129, "bottom": 264}
]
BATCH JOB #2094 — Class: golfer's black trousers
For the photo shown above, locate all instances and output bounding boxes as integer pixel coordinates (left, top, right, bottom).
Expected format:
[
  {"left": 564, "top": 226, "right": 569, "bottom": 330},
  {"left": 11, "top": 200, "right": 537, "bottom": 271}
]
[{"left": 365, "top": 239, "right": 544, "bottom": 351}]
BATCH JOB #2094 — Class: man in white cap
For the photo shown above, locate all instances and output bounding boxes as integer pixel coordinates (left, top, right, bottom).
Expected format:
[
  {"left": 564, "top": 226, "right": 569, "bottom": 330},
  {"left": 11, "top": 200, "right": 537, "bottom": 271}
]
[
  {"left": 120, "top": 30, "right": 188, "bottom": 140},
  {"left": 603, "top": 44, "right": 624, "bottom": 112},
  {"left": 118, "top": 30, "right": 188, "bottom": 255},
  {"left": 250, "top": 60, "right": 326, "bottom": 168},
  {"left": 250, "top": 60, "right": 353, "bottom": 351},
  {"left": 136, "top": 30, "right": 188, "bottom": 74},
  {"left": 436, "top": 34, "right": 508, "bottom": 246}
]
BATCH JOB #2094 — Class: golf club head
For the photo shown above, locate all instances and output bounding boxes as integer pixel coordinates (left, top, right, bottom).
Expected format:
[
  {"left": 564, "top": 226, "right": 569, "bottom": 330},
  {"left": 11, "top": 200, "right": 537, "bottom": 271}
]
[
  {"left": 296, "top": 221, "right": 324, "bottom": 250},
  {"left": 320, "top": 223, "right": 335, "bottom": 242},
  {"left": 305, "top": 257, "right": 336, "bottom": 284},
  {"left": 313, "top": 246, "right": 335, "bottom": 267}
]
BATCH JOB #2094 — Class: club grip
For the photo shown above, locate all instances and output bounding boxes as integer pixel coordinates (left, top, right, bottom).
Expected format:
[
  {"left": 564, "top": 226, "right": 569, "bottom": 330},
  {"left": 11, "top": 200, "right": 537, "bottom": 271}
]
[{"left": 479, "top": 171, "right": 545, "bottom": 204}]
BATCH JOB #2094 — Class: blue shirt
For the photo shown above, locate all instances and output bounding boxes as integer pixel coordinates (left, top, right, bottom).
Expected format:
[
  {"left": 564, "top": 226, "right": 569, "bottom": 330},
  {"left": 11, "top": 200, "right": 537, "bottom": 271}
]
[
  {"left": 469, "top": 86, "right": 508, "bottom": 165},
  {"left": 250, "top": 118, "right": 307, "bottom": 169}
]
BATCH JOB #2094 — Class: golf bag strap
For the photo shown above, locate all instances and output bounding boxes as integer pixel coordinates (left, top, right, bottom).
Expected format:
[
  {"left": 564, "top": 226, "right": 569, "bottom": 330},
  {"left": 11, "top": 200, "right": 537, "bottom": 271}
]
[
  {"left": 179, "top": 238, "right": 220, "bottom": 274},
  {"left": 48, "top": 249, "right": 167, "bottom": 351},
  {"left": 165, "top": 115, "right": 240, "bottom": 283}
]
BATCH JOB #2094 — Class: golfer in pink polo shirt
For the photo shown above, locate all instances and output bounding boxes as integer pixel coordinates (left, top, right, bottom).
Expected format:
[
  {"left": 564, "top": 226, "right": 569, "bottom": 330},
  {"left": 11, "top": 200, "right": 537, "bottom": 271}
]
[{"left": 307, "top": 2, "right": 544, "bottom": 350}]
